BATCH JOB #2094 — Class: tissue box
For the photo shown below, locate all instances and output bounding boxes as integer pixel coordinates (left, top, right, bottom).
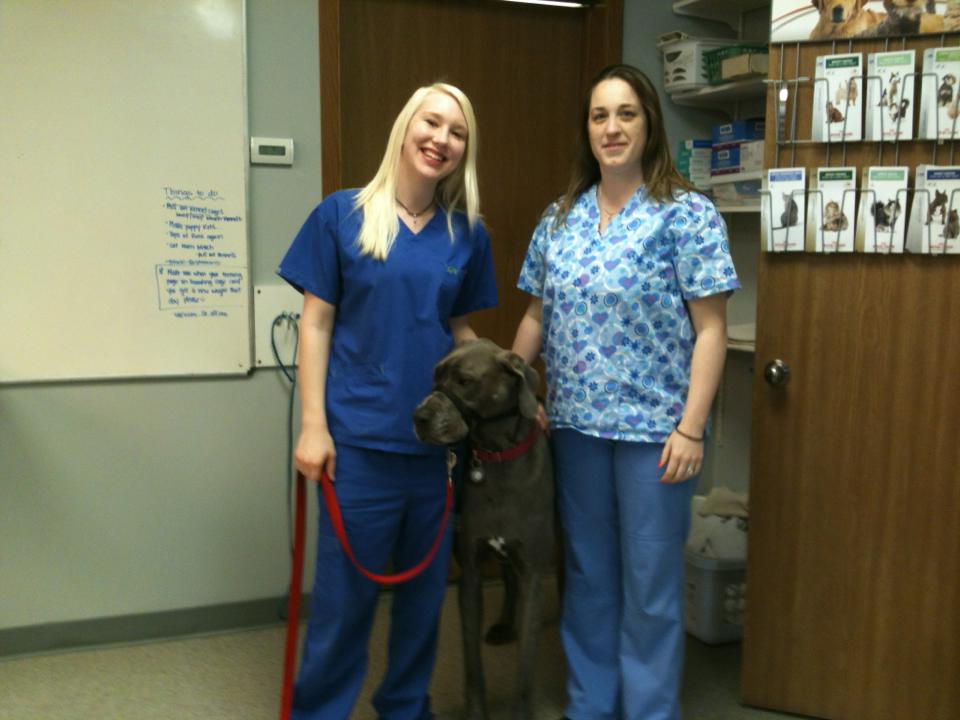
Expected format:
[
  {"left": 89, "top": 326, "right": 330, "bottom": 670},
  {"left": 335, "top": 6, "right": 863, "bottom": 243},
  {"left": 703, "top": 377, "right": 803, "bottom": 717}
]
[
  {"left": 721, "top": 52, "right": 769, "bottom": 82},
  {"left": 684, "top": 550, "right": 746, "bottom": 644}
]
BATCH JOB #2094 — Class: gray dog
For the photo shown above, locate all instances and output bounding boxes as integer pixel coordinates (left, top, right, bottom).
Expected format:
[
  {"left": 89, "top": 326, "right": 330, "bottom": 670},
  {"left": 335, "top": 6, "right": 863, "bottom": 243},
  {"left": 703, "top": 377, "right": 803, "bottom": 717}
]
[{"left": 413, "top": 338, "right": 554, "bottom": 720}]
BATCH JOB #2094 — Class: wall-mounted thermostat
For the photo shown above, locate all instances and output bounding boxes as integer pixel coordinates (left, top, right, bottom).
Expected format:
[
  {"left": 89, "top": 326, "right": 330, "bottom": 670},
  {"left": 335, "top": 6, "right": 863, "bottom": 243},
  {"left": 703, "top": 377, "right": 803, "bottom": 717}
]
[{"left": 250, "top": 137, "right": 294, "bottom": 166}]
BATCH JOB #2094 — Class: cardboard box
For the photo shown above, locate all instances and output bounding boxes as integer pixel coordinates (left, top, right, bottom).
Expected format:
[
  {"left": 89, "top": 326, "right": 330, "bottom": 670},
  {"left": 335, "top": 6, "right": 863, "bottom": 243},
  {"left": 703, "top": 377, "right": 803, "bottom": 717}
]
[
  {"left": 711, "top": 140, "right": 764, "bottom": 176},
  {"left": 721, "top": 52, "right": 769, "bottom": 81},
  {"left": 712, "top": 119, "right": 765, "bottom": 147}
]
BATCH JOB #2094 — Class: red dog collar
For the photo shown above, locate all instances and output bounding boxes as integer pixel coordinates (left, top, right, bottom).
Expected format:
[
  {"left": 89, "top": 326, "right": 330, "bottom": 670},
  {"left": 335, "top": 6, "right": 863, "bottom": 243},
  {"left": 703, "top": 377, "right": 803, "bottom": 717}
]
[{"left": 472, "top": 422, "right": 540, "bottom": 463}]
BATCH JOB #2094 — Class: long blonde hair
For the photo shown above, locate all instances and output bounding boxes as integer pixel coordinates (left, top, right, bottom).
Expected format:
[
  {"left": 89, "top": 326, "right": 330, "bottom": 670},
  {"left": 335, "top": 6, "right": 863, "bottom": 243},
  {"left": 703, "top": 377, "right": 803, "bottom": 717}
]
[{"left": 354, "top": 83, "right": 480, "bottom": 261}]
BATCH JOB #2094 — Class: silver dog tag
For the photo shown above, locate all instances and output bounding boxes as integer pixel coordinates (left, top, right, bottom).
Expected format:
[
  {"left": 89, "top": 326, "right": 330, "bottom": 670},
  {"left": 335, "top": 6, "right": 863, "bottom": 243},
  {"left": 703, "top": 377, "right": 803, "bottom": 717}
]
[{"left": 469, "top": 457, "right": 484, "bottom": 483}]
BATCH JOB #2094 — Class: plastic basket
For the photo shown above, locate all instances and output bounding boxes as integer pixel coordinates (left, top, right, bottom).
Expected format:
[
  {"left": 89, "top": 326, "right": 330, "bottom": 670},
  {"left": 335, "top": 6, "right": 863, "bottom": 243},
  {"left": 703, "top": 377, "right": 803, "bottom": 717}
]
[
  {"left": 684, "top": 550, "right": 746, "bottom": 644},
  {"left": 704, "top": 44, "right": 768, "bottom": 85}
]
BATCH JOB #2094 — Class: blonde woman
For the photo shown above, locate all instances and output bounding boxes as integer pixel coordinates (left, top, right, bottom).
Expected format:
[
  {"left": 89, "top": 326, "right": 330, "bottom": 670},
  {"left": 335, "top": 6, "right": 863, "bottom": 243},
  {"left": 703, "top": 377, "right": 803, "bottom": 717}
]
[{"left": 278, "top": 83, "right": 497, "bottom": 720}]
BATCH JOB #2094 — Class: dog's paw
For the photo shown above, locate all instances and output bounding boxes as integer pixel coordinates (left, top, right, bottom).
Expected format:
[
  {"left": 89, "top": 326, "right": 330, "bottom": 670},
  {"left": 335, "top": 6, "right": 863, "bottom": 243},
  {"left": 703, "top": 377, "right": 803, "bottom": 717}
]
[{"left": 484, "top": 622, "right": 518, "bottom": 646}]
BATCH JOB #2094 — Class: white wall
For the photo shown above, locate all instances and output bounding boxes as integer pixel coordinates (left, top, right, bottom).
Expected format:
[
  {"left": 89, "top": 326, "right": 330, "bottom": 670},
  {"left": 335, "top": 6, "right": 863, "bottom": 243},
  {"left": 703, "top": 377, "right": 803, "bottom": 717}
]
[{"left": 0, "top": 0, "right": 322, "bottom": 632}]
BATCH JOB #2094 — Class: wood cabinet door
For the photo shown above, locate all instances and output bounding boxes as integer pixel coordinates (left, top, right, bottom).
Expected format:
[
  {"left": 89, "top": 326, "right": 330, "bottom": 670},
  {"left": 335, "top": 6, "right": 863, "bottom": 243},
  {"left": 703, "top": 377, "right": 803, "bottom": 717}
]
[{"left": 741, "top": 42, "right": 960, "bottom": 720}]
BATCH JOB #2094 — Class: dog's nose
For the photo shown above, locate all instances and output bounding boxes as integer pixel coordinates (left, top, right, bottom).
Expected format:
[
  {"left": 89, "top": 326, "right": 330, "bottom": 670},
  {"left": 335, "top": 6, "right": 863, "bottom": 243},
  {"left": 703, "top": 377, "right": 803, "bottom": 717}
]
[
  {"left": 831, "top": 6, "right": 844, "bottom": 22},
  {"left": 413, "top": 402, "right": 433, "bottom": 426}
]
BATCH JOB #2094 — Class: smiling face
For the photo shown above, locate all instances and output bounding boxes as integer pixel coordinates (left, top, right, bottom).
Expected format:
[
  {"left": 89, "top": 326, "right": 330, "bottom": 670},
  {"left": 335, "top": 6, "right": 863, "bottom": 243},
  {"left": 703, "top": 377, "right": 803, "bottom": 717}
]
[
  {"left": 400, "top": 90, "right": 468, "bottom": 186},
  {"left": 587, "top": 78, "right": 647, "bottom": 181}
]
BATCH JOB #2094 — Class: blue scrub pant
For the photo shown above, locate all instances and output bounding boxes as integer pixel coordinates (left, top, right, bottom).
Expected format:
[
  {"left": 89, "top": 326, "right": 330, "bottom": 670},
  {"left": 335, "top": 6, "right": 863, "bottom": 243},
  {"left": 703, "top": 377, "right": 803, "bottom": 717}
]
[
  {"left": 292, "top": 445, "right": 453, "bottom": 720},
  {"left": 552, "top": 429, "right": 697, "bottom": 720}
]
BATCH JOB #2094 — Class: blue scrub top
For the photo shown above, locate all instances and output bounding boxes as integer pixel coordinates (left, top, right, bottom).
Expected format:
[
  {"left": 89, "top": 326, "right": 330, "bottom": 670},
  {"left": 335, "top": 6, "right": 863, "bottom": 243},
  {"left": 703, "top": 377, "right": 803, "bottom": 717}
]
[{"left": 278, "top": 189, "right": 498, "bottom": 454}]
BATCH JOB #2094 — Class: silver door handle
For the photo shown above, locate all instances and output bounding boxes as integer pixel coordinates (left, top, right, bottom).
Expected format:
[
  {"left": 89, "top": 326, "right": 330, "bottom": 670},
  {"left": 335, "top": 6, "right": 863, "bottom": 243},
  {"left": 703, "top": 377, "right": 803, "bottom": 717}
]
[{"left": 763, "top": 359, "right": 791, "bottom": 387}]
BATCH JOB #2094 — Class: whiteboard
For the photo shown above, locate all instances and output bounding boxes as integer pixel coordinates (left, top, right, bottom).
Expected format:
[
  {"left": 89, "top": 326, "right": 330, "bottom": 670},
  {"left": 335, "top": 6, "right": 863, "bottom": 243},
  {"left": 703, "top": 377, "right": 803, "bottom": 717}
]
[{"left": 0, "top": 0, "right": 252, "bottom": 383}]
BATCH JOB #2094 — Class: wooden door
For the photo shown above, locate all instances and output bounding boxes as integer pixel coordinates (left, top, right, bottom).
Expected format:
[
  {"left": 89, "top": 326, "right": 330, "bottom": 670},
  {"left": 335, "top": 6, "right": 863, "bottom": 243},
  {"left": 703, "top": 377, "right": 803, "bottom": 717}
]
[
  {"left": 741, "top": 41, "right": 960, "bottom": 720},
  {"left": 319, "top": 0, "right": 623, "bottom": 348}
]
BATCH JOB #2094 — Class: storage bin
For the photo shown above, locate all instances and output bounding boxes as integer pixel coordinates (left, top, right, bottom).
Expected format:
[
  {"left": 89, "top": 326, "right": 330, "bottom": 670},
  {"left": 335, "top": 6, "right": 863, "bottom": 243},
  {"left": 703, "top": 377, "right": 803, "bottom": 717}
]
[
  {"left": 684, "top": 550, "right": 746, "bottom": 644},
  {"left": 658, "top": 33, "right": 737, "bottom": 93},
  {"left": 704, "top": 44, "right": 769, "bottom": 85}
]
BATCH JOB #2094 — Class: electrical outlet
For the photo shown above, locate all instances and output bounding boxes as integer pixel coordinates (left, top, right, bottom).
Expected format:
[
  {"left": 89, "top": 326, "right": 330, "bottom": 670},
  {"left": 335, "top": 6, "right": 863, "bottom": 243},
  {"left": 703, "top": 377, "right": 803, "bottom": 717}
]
[{"left": 254, "top": 284, "right": 303, "bottom": 368}]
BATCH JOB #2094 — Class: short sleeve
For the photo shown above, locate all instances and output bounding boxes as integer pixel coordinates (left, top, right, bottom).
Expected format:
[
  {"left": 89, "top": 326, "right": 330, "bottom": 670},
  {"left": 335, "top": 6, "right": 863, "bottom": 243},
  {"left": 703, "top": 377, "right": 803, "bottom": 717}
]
[
  {"left": 671, "top": 194, "right": 741, "bottom": 300},
  {"left": 516, "top": 204, "right": 556, "bottom": 297},
  {"left": 276, "top": 202, "right": 341, "bottom": 305},
  {"left": 451, "top": 222, "right": 498, "bottom": 317}
]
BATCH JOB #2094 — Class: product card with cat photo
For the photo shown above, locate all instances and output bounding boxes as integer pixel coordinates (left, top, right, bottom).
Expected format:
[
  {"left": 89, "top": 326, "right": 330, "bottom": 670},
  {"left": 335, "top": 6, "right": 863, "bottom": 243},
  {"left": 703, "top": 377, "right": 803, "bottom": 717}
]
[
  {"left": 865, "top": 50, "right": 916, "bottom": 141},
  {"left": 906, "top": 165, "right": 960, "bottom": 254},
  {"left": 919, "top": 47, "right": 960, "bottom": 140},
  {"left": 763, "top": 168, "right": 806, "bottom": 252},
  {"left": 812, "top": 53, "right": 863, "bottom": 143},
  {"left": 856, "top": 166, "right": 909, "bottom": 253},
  {"left": 807, "top": 167, "right": 856, "bottom": 253}
]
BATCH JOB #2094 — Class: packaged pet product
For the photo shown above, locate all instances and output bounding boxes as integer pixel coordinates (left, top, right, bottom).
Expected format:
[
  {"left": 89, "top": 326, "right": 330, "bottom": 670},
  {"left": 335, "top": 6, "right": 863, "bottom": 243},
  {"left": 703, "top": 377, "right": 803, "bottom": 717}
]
[
  {"left": 812, "top": 52, "right": 863, "bottom": 143},
  {"left": 865, "top": 50, "right": 916, "bottom": 142},
  {"left": 906, "top": 166, "right": 960, "bottom": 254},
  {"left": 806, "top": 167, "right": 856, "bottom": 253},
  {"left": 762, "top": 168, "right": 806, "bottom": 252},
  {"left": 919, "top": 47, "right": 960, "bottom": 140},
  {"left": 856, "top": 167, "right": 909, "bottom": 253}
]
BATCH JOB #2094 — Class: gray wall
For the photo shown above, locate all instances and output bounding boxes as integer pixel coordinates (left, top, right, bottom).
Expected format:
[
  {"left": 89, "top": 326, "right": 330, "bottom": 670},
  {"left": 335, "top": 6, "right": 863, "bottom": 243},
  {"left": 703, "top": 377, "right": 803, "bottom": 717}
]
[{"left": 0, "top": 0, "right": 760, "bottom": 639}]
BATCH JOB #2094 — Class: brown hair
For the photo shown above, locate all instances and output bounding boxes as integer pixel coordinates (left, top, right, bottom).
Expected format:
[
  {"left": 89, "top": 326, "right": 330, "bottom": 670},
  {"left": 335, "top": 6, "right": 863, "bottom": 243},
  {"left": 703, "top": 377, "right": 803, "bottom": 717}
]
[{"left": 554, "top": 64, "right": 694, "bottom": 228}]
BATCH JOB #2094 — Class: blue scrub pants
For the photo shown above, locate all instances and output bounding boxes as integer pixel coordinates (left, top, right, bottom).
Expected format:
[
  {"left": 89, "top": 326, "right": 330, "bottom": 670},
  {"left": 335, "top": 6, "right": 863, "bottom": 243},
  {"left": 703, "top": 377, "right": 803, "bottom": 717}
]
[
  {"left": 552, "top": 429, "right": 697, "bottom": 720},
  {"left": 292, "top": 444, "right": 453, "bottom": 720}
]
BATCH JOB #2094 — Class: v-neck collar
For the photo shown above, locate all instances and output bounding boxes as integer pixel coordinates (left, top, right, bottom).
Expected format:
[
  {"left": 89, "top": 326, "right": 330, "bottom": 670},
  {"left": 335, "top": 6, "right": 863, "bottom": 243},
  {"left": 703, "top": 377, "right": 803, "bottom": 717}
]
[{"left": 399, "top": 206, "right": 442, "bottom": 237}]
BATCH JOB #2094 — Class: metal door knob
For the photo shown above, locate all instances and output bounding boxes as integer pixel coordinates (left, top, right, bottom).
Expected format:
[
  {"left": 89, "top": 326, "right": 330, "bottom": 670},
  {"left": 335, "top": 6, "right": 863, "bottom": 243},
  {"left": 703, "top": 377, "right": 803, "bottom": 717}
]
[{"left": 763, "top": 359, "right": 791, "bottom": 387}]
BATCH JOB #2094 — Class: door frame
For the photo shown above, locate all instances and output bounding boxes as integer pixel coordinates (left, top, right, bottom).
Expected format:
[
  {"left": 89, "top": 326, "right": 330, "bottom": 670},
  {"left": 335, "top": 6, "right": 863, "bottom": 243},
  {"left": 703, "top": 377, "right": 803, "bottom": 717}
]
[{"left": 317, "top": 0, "right": 623, "bottom": 196}]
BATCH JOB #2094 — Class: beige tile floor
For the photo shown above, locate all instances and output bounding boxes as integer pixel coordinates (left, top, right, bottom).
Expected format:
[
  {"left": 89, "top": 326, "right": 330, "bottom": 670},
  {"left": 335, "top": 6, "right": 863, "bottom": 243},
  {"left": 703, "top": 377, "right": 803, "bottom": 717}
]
[{"left": 0, "top": 582, "right": 792, "bottom": 720}]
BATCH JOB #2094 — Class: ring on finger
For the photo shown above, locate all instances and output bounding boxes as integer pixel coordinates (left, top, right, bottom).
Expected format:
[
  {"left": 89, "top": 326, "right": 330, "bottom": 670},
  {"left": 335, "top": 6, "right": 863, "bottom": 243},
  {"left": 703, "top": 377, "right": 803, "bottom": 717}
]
[{"left": 686, "top": 465, "right": 696, "bottom": 475}]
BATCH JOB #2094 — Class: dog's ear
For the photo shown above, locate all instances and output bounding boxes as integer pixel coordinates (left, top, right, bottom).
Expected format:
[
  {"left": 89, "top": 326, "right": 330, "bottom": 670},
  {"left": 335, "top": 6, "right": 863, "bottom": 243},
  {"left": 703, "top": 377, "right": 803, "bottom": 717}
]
[
  {"left": 499, "top": 351, "right": 540, "bottom": 420},
  {"left": 811, "top": 0, "right": 823, "bottom": 11}
]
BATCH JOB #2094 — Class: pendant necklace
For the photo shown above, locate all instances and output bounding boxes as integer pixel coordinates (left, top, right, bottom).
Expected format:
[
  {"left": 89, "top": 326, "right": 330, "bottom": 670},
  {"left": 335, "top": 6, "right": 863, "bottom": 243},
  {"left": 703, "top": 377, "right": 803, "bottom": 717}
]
[{"left": 396, "top": 196, "right": 434, "bottom": 225}]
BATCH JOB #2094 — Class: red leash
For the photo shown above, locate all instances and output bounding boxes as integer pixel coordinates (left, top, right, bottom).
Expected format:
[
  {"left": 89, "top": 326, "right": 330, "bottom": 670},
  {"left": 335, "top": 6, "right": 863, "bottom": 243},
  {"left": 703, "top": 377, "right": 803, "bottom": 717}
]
[
  {"left": 280, "top": 470, "right": 307, "bottom": 720},
  {"left": 279, "top": 460, "right": 454, "bottom": 719}
]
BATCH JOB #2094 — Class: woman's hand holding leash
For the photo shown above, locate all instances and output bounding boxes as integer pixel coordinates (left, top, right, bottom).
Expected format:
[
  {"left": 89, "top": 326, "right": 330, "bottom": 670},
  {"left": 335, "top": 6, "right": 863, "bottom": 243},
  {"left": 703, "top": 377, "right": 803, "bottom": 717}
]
[{"left": 294, "top": 424, "right": 337, "bottom": 482}]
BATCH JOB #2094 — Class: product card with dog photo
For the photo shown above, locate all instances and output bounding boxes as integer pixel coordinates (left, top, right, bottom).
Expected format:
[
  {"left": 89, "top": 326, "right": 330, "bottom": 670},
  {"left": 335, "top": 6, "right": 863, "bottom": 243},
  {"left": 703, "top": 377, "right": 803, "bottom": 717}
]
[
  {"left": 812, "top": 53, "right": 863, "bottom": 142},
  {"left": 866, "top": 50, "right": 916, "bottom": 141},
  {"left": 763, "top": 168, "right": 806, "bottom": 252},
  {"left": 919, "top": 47, "right": 960, "bottom": 140},
  {"left": 807, "top": 167, "right": 857, "bottom": 253},
  {"left": 772, "top": 1, "right": 958, "bottom": 43},
  {"left": 856, "top": 166, "right": 909, "bottom": 253},
  {"left": 906, "top": 165, "right": 960, "bottom": 253}
]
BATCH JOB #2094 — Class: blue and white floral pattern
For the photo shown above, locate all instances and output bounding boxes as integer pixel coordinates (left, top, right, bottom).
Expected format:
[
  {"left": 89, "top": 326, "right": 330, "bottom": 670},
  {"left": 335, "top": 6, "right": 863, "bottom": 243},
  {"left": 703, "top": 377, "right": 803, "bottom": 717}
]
[{"left": 517, "top": 184, "right": 740, "bottom": 443}]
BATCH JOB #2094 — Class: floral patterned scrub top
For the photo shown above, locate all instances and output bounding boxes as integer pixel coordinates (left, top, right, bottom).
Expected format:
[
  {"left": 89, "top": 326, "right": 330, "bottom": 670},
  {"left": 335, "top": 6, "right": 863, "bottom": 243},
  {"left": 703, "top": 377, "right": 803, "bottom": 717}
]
[{"left": 517, "top": 184, "right": 740, "bottom": 443}]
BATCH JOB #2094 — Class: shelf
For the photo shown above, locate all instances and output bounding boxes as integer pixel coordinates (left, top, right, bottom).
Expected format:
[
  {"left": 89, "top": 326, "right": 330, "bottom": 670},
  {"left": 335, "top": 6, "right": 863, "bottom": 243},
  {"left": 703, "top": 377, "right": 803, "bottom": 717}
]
[
  {"left": 672, "top": 0, "right": 769, "bottom": 30},
  {"left": 669, "top": 78, "right": 766, "bottom": 109},
  {"left": 727, "top": 322, "right": 755, "bottom": 353},
  {"left": 707, "top": 170, "right": 763, "bottom": 185},
  {"left": 716, "top": 203, "right": 760, "bottom": 214}
]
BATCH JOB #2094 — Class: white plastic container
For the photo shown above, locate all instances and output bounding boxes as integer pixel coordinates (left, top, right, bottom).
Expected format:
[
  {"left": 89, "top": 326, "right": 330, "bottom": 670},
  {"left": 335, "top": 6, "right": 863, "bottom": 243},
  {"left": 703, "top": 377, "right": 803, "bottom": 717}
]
[
  {"left": 658, "top": 33, "right": 735, "bottom": 93},
  {"left": 683, "top": 549, "right": 746, "bottom": 644}
]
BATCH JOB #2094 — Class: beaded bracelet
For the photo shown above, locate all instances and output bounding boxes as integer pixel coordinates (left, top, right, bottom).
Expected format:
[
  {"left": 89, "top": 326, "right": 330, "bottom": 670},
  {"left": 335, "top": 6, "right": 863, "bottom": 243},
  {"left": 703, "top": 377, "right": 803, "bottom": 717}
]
[{"left": 674, "top": 423, "right": 704, "bottom": 442}]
